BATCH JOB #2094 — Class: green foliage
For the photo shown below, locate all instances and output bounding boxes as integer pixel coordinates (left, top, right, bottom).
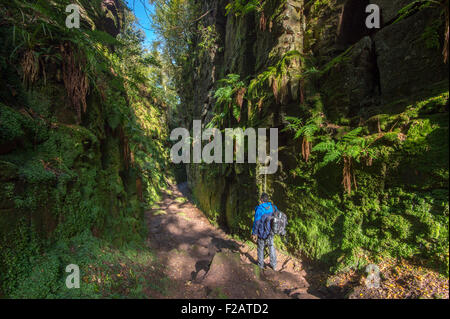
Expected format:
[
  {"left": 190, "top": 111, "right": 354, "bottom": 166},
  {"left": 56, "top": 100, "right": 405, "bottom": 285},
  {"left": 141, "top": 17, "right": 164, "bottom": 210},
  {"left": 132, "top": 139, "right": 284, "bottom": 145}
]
[
  {"left": 0, "top": 103, "right": 26, "bottom": 142},
  {"left": 279, "top": 92, "right": 449, "bottom": 274},
  {"left": 421, "top": 19, "right": 443, "bottom": 49},
  {"left": 313, "top": 127, "right": 378, "bottom": 168},
  {"left": 0, "top": 0, "right": 172, "bottom": 298},
  {"left": 149, "top": 0, "right": 200, "bottom": 69},
  {"left": 7, "top": 231, "right": 167, "bottom": 298},
  {"left": 225, "top": 0, "right": 262, "bottom": 17},
  {"left": 283, "top": 115, "right": 323, "bottom": 141},
  {"left": 394, "top": 0, "right": 441, "bottom": 24},
  {"left": 2, "top": 0, "right": 121, "bottom": 85},
  {"left": 208, "top": 74, "right": 247, "bottom": 127},
  {"left": 248, "top": 50, "right": 301, "bottom": 99},
  {"left": 282, "top": 173, "right": 449, "bottom": 275},
  {"left": 197, "top": 23, "right": 221, "bottom": 57}
]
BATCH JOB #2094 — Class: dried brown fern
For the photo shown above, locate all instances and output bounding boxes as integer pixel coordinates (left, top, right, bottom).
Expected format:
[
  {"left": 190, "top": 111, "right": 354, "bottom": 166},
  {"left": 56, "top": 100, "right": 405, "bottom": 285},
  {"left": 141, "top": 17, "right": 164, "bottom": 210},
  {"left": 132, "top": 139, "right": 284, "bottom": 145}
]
[
  {"left": 259, "top": 11, "right": 266, "bottom": 31},
  {"left": 342, "top": 156, "right": 353, "bottom": 194},
  {"left": 136, "top": 177, "right": 143, "bottom": 201},
  {"left": 235, "top": 87, "right": 247, "bottom": 109},
  {"left": 279, "top": 75, "right": 288, "bottom": 104},
  {"left": 272, "top": 77, "right": 278, "bottom": 103},
  {"left": 257, "top": 98, "right": 264, "bottom": 112},
  {"left": 443, "top": 3, "right": 449, "bottom": 63},
  {"left": 60, "top": 43, "right": 89, "bottom": 123},
  {"left": 301, "top": 137, "right": 312, "bottom": 162},
  {"left": 299, "top": 79, "right": 305, "bottom": 105},
  {"left": 21, "top": 49, "right": 39, "bottom": 88}
]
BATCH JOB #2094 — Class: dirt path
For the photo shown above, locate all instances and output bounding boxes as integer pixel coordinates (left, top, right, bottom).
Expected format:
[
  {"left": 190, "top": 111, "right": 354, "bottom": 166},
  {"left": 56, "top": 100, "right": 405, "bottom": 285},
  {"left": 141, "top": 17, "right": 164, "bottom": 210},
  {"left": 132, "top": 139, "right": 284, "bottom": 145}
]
[{"left": 144, "top": 183, "right": 333, "bottom": 299}]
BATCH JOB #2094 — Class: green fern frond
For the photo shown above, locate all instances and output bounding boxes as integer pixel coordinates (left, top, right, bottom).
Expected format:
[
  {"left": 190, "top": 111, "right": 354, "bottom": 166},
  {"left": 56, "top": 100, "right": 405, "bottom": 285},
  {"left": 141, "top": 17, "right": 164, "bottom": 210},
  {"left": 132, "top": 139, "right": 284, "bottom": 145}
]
[
  {"left": 341, "top": 127, "right": 363, "bottom": 142},
  {"left": 322, "top": 149, "right": 341, "bottom": 165},
  {"left": 225, "top": 0, "right": 261, "bottom": 17},
  {"left": 313, "top": 140, "right": 336, "bottom": 153}
]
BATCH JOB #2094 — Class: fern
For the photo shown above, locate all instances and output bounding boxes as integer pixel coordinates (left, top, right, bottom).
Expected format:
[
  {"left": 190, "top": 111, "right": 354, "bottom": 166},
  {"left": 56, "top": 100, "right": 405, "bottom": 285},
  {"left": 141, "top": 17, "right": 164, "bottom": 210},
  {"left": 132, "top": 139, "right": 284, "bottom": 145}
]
[
  {"left": 283, "top": 114, "right": 323, "bottom": 162},
  {"left": 225, "top": 0, "right": 262, "bottom": 17},
  {"left": 211, "top": 73, "right": 247, "bottom": 126},
  {"left": 341, "top": 127, "right": 363, "bottom": 142},
  {"left": 248, "top": 50, "right": 301, "bottom": 106},
  {"left": 284, "top": 115, "right": 322, "bottom": 141},
  {"left": 313, "top": 139, "right": 336, "bottom": 153},
  {"left": 4, "top": 0, "right": 117, "bottom": 88},
  {"left": 283, "top": 116, "right": 303, "bottom": 132},
  {"left": 312, "top": 127, "right": 378, "bottom": 194},
  {"left": 420, "top": 19, "right": 443, "bottom": 49},
  {"left": 322, "top": 149, "right": 341, "bottom": 166}
]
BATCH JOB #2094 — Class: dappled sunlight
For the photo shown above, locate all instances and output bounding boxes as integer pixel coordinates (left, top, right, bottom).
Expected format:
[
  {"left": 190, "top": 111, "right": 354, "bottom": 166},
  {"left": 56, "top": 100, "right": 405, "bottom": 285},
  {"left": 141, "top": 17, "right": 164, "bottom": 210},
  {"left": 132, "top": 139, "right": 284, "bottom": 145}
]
[{"left": 144, "top": 183, "right": 321, "bottom": 299}]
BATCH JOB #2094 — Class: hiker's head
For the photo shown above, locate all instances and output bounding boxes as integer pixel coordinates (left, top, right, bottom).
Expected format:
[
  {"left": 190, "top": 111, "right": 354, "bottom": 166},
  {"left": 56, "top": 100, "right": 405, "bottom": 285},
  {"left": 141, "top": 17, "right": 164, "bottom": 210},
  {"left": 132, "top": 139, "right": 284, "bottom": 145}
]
[{"left": 260, "top": 193, "right": 270, "bottom": 203}]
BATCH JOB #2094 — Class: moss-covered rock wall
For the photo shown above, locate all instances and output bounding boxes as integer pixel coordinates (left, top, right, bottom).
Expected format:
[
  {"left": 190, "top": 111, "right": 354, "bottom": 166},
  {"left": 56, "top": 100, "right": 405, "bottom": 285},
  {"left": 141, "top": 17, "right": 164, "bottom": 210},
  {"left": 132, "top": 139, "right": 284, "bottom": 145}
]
[
  {"left": 0, "top": 0, "right": 169, "bottom": 296},
  {"left": 179, "top": 0, "right": 449, "bottom": 274}
]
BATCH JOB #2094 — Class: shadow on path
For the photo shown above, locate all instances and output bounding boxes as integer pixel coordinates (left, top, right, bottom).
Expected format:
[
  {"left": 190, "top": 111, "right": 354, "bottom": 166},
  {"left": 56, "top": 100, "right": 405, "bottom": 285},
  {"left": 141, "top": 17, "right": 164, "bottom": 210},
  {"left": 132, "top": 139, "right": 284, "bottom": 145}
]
[{"left": 145, "top": 183, "right": 326, "bottom": 299}]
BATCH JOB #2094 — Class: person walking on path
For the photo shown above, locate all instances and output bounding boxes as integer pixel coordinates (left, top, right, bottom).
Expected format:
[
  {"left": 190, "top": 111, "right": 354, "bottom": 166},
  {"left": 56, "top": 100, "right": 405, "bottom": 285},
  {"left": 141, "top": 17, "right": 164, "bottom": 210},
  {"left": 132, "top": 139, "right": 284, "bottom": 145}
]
[{"left": 252, "top": 193, "right": 277, "bottom": 270}]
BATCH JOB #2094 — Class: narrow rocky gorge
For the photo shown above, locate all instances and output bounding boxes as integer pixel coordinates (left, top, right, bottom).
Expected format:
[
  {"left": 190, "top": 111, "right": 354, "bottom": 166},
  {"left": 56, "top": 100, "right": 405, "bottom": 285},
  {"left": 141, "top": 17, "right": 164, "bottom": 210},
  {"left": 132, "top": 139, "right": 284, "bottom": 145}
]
[
  {"left": 146, "top": 183, "right": 327, "bottom": 299},
  {"left": 0, "top": 0, "right": 448, "bottom": 299}
]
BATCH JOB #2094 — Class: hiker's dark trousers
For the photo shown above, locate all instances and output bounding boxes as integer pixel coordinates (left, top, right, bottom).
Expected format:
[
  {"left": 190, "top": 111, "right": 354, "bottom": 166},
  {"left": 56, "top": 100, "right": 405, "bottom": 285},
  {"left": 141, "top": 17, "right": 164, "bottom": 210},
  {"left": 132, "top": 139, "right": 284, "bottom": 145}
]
[{"left": 257, "top": 235, "right": 276, "bottom": 269}]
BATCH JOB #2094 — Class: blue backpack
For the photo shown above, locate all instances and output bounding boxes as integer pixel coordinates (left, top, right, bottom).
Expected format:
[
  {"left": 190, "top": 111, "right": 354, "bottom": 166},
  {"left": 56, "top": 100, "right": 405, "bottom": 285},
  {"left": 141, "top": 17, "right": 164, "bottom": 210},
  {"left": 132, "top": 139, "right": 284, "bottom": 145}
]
[
  {"left": 259, "top": 213, "right": 273, "bottom": 240},
  {"left": 256, "top": 203, "right": 275, "bottom": 240}
]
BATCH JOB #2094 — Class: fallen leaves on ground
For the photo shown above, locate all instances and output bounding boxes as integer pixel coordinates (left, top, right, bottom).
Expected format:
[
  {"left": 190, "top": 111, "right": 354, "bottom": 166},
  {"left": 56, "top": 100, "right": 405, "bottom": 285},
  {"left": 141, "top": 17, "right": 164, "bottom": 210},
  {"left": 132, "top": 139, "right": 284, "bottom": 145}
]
[{"left": 329, "top": 257, "right": 449, "bottom": 299}]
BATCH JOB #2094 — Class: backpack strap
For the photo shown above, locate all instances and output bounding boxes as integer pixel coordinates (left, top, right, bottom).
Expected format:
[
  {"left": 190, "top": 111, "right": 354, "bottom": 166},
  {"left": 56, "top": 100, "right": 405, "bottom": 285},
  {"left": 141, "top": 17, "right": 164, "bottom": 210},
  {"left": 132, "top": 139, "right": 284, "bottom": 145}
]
[{"left": 270, "top": 203, "right": 277, "bottom": 212}]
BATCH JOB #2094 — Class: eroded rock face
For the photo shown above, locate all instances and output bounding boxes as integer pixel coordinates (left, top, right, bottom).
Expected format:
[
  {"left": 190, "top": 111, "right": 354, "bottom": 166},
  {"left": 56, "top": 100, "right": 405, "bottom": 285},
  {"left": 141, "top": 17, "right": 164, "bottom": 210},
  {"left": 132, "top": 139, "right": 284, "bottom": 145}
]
[
  {"left": 321, "top": 36, "right": 380, "bottom": 121},
  {"left": 369, "top": 0, "right": 415, "bottom": 25},
  {"left": 181, "top": 0, "right": 448, "bottom": 271},
  {"left": 374, "top": 7, "right": 449, "bottom": 105},
  {"left": 0, "top": 0, "right": 138, "bottom": 288},
  {"left": 185, "top": 0, "right": 307, "bottom": 232},
  {"left": 337, "top": 0, "right": 371, "bottom": 46}
]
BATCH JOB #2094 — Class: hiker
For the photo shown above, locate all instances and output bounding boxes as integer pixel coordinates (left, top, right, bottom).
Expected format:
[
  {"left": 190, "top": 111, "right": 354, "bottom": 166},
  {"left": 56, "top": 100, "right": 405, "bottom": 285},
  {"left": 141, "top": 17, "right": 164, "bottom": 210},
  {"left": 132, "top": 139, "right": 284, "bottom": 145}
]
[{"left": 252, "top": 192, "right": 277, "bottom": 270}]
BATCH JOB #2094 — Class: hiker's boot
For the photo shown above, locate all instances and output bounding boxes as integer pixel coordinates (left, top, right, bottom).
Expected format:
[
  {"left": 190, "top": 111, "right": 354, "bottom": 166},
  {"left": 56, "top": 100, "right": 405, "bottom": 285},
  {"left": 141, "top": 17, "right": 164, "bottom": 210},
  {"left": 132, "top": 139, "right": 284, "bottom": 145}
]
[{"left": 270, "top": 264, "right": 279, "bottom": 272}]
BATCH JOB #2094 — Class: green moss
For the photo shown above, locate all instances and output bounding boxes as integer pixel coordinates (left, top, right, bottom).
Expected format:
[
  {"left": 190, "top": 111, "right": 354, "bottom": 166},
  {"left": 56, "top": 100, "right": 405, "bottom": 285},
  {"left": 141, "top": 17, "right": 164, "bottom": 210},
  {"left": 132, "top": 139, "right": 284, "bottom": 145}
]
[
  {"left": 0, "top": 103, "right": 27, "bottom": 142},
  {"left": 0, "top": 161, "right": 18, "bottom": 182},
  {"left": 260, "top": 91, "right": 448, "bottom": 274},
  {"left": 0, "top": 0, "right": 173, "bottom": 298},
  {"left": 7, "top": 231, "right": 164, "bottom": 298},
  {"left": 0, "top": 83, "right": 171, "bottom": 297},
  {"left": 416, "top": 92, "right": 449, "bottom": 115}
]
